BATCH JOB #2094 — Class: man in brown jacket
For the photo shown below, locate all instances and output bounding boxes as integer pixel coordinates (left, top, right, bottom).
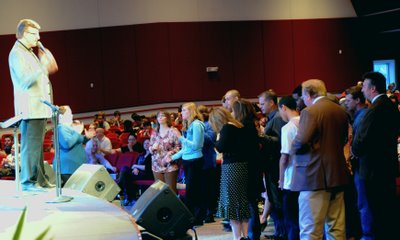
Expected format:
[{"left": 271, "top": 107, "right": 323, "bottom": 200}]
[{"left": 291, "top": 79, "right": 349, "bottom": 239}]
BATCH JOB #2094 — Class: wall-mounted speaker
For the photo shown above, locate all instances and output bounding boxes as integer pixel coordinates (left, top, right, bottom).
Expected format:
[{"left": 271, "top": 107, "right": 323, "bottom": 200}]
[
  {"left": 131, "top": 180, "right": 194, "bottom": 239},
  {"left": 63, "top": 164, "right": 120, "bottom": 201}
]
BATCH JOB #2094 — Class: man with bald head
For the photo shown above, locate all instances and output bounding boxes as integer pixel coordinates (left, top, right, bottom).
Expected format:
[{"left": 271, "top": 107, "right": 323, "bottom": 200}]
[
  {"left": 291, "top": 79, "right": 349, "bottom": 239},
  {"left": 223, "top": 89, "right": 240, "bottom": 112}
]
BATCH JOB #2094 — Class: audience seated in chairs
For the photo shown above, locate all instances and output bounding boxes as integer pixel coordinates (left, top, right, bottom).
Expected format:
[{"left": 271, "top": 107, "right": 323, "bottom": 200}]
[
  {"left": 0, "top": 144, "right": 19, "bottom": 178},
  {"left": 108, "top": 110, "right": 124, "bottom": 129},
  {"left": 86, "top": 137, "right": 117, "bottom": 173},
  {"left": 136, "top": 120, "right": 153, "bottom": 144},
  {"left": 117, "top": 139, "right": 153, "bottom": 206},
  {"left": 113, "top": 133, "right": 144, "bottom": 154},
  {"left": 90, "top": 111, "right": 110, "bottom": 131},
  {"left": 85, "top": 128, "right": 112, "bottom": 156},
  {"left": 2, "top": 135, "right": 13, "bottom": 155}
]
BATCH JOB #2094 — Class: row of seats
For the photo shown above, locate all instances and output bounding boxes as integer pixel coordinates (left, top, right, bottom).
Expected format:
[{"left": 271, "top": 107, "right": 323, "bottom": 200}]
[{"left": 104, "top": 151, "right": 140, "bottom": 173}]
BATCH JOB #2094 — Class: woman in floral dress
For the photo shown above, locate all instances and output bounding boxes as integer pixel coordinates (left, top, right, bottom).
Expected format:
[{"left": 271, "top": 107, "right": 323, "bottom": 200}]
[{"left": 149, "top": 111, "right": 181, "bottom": 193}]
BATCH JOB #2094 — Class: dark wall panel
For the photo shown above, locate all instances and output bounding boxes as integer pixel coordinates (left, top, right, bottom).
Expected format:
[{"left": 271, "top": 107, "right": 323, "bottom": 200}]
[
  {"left": 263, "top": 20, "right": 295, "bottom": 95},
  {"left": 135, "top": 23, "right": 171, "bottom": 104},
  {"left": 293, "top": 19, "right": 347, "bottom": 92},
  {"left": 100, "top": 25, "right": 139, "bottom": 109},
  {"left": 199, "top": 22, "right": 234, "bottom": 100},
  {"left": 40, "top": 31, "right": 70, "bottom": 108},
  {"left": 64, "top": 29, "right": 104, "bottom": 113},
  {"left": 169, "top": 22, "right": 203, "bottom": 101},
  {"left": 232, "top": 21, "right": 265, "bottom": 98},
  {"left": 0, "top": 19, "right": 373, "bottom": 120},
  {"left": 0, "top": 35, "right": 17, "bottom": 120}
]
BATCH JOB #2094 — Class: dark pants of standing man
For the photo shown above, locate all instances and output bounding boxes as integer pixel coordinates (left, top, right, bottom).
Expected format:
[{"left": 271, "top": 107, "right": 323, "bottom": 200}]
[{"left": 20, "top": 119, "right": 48, "bottom": 187}]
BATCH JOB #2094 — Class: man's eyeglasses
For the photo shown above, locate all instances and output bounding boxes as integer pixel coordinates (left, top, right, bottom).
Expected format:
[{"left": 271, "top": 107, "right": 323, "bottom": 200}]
[{"left": 25, "top": 31, "right": 39, "bottom": 36}]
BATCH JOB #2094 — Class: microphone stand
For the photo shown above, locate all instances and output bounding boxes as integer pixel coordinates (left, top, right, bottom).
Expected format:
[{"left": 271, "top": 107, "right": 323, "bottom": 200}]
[{"left": 42, "top": 102, "right": 73, "bottom": 203}]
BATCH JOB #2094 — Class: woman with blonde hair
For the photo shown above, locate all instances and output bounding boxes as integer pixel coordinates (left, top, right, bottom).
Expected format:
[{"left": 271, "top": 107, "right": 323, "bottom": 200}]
[
  {"left": 149, "top": 111, "right": 181, "bottom": 193},
  {"left": 209, "top": 107, "right": 251, "bottom": 240},
  {"left": 171, "top": 102, "right": 205, "bottom": 225}
]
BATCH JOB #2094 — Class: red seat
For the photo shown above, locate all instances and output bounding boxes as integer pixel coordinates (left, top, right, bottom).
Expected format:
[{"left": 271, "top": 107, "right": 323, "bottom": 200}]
[
  {"left": 105, "top": 153, "right": 120, "bottom": 166},
  {"left": 108, "top": 126, "right": 122, "bottom": 134},
  {"left": 119, "top": 132, "right": 130, "bottom": 145},
  {"left": 115, "top": 152, "right": 138, "bottom": 172},
  {"left": 106, "top": 132, "right": 119, "bottom": 139},
  {"left": 44, "top": 129, "right": 53, "bottom": 140},
  {"left": 43, "top": 151, "right": 55, "bottom": 164},
  {"left": 43, "top": 140, "right": 53, "bottom": 152},
  {"left": 1, "top": 176, "right": 15, "bottom": 180},
  {"left": 109, "top": 137, "right": 121, "bottom": 149}
]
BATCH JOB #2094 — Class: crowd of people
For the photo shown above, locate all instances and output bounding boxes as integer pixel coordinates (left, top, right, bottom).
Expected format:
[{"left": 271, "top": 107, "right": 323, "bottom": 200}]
[
  {"left": 4, "top": 18, "right": 399, "bottom": 240},
  {"left": 1, "top": 72, "right": 399, "bottom": 240}
]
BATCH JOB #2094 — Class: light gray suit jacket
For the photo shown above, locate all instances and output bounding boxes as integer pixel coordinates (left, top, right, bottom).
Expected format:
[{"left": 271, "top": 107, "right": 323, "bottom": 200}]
[{"left": 9, "top": 41, "right": 52, "bottom": 120}]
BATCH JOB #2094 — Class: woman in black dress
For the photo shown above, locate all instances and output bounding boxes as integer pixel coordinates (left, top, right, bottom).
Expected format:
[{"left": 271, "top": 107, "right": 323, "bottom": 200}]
[{"left": 209, "top": 107, "right": 250, "bottom": 240}]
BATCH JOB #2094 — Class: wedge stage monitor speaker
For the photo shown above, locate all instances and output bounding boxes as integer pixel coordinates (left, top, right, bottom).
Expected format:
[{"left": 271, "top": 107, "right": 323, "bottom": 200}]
[
  {"left": 63, "top": 164, "right": 121, "bottom": 202},
  {"left": 131, "top": 180, "right": 195, "bottom": 239}
]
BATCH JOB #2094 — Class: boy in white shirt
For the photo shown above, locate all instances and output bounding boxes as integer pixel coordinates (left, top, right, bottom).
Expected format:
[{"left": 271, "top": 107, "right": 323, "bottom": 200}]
[{"left": 278, "top": 96, "right": 300, "bottom": 240}]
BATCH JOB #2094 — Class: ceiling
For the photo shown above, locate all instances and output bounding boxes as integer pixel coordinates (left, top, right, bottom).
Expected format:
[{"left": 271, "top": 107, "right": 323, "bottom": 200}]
[{"left": 351, "top": 0, "right": 400, "bottom": 33}]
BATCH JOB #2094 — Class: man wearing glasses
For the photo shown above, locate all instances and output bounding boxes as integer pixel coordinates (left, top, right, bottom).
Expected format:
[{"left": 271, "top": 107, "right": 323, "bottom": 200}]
[{"left": 9, "top": 19, "right": 58, "bottom": 192}]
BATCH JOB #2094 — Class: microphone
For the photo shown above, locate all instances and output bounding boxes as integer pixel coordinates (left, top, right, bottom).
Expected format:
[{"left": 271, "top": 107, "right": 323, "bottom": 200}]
[
  {"left": 40, "top": 99, "right": 59, "bottom": 112},
  {"left": 37, "top": 41, "right": 46, "bottom": 52}
]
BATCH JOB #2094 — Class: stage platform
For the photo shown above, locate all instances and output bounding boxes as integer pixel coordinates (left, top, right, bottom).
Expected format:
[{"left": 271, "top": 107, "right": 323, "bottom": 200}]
[{"left": 0, "top": 180, "right": 141, "bottom": 240}]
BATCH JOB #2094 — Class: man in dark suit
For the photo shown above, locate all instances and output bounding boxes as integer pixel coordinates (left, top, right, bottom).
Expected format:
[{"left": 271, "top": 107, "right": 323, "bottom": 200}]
[
  {"left": 258, "top": 90, "right": 287, "bottom": 240},
  {"left": 291, "top": 79, "right": 349, "bottom": 239},
  {"left": 351, "top": 72, "right": 400, "bottom": 240}
]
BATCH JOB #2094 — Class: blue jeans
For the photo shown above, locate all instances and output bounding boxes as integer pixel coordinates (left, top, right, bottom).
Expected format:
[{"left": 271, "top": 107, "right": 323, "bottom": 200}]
[{"left": 354, "top": 171, "right": 374, "bottom": 240}]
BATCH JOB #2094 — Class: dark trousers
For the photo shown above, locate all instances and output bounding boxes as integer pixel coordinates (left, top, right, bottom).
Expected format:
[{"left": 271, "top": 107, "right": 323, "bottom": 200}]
[
  {"left": 248, "top": 199, "right": 261, "bottom": 240},
  {"left": 345, "top": 174, "right": 361, "bottom": 239},
  {"left": 202, "top": 167, "right": 218, "bottom": 217},
  {"left": 364, "top": 175, "right": 398, "bottom": 240},
  {"left": 265, "top": 174, "right": 286, "bottom": 238},
  {"left": 354, "top": 171, "right": 374, "bottom": 239},
  {"left": 182, "top": 158, "right": 205, "bottom": 221},
  {"left": 282, "top": 190, "right": 300, "bottom": 240},
  {"left": 20, "top": 119, "right": 47, "bottom": 186}
]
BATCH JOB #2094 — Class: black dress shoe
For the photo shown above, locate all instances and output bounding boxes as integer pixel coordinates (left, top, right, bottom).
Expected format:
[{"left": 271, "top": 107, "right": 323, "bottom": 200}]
[
  {"left": 204, "top": 215, "right": 215, "bottom": 223},
  {"left": 122, "top": 199, "right": 132, "bottom": 206},
  {"left": 193, "top": 219, "right": 204, "bottom": 226}
]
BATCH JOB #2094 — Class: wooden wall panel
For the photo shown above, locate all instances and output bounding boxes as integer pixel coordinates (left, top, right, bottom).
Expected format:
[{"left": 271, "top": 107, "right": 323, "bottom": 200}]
[
  {"left": 0, "top": 19, "right": 371, "bottom": 120},
  {"left": 263, "top": 20, "right": 295, "bottom": 95},
  {"left": 0, "top": 35, "right": 17, "bottom": 120},
  {"left": 231, "top": 21, "right": 265, "bottom": 98},
  {"left": 100, "top": 25, "right": 139, "bottom": 109},
  {"left": 169, "top": 22, "right": 203, "bottom": 102},
  {"left": 199, "top": 22, "right": 234, "bottom": 100},
  {"left": 135, "top": 23, "right": 171, "bottom": 104},
  {"left": 40, "top": 31, "right": 70, "bottom": 108},
  {"left": 293, "top": 19, "right": 348, "bottom": 92},
  {"left": 64, "top": 29, "right": 104, "bottom": 113}
]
